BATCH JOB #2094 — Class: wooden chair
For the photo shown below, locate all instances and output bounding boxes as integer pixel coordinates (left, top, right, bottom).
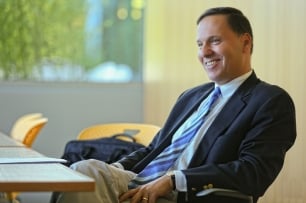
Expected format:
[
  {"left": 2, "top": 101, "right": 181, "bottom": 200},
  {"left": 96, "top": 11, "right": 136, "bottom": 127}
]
[
  {"left": 77, "top": 123, "right": 161, "bottom": 146},
  {"left": 10, "top": 113, "right": 48, "bottom": 147}
]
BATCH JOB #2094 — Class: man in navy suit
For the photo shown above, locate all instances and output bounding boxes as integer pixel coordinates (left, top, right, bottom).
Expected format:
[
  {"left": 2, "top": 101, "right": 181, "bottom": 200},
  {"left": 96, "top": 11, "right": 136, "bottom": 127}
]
[{"left": 55, "top": 7, "right": 296, "bottom": 203}]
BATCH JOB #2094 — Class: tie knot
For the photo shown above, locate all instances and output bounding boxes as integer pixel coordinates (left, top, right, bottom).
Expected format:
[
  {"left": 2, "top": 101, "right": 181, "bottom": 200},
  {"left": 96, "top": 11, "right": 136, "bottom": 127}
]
[
  {"left": 204, "top": 87, "right": 221, "bottom": 114},
  {"left": 212, "top": 86, "right": 221, "bottom": 97}
]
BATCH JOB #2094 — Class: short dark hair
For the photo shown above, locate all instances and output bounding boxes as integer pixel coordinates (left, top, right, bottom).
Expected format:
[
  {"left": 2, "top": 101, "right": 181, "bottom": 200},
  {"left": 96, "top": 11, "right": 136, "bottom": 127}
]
[{"left": 197, "top": 7, "right": 253, "bottom": 53}]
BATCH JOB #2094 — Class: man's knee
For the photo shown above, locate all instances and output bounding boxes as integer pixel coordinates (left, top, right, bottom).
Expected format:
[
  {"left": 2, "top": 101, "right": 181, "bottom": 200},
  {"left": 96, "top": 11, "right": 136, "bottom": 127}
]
[{"left": 70, "top": 159, "right": 106, "bottom": 175}]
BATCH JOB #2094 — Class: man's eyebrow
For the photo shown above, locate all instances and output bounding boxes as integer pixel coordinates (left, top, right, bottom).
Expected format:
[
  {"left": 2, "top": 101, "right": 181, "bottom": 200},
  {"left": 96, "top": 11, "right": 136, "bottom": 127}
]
[{"left": 208, "top": 35, "right": 221, "bottom": 39}]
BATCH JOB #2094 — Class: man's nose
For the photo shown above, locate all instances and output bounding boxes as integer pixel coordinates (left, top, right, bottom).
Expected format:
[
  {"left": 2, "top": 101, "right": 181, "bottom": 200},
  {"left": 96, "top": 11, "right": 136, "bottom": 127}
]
[{"left": 200, "top": 44, "right": 213, "bottom": 57}]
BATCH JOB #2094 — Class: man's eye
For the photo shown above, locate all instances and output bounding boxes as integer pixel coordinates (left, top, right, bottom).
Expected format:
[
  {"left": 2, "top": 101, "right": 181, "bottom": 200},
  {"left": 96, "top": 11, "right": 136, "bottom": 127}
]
[
  {"left": 197, "top": 43, "right": 203, "bottom": 48},
  {"left": 210, "top": 38, "right": 221, "bottom": 45}
]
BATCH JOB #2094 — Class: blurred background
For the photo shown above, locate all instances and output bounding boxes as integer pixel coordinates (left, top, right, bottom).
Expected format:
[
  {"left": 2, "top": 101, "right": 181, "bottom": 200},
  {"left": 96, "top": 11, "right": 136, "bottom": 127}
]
[{"left": 0, "top": 0, "right": 305, "bottom": 202}]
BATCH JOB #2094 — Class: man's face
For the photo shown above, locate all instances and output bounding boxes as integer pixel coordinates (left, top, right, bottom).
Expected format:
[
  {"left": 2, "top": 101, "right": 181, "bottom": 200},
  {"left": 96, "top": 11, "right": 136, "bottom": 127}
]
[{"left": 196, "top": 15, "right": 251, "bottom": 84}]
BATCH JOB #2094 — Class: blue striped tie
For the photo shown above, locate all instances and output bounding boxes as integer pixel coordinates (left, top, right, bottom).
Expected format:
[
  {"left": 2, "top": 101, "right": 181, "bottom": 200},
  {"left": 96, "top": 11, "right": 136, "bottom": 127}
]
[{"left": 128, "top": 87, "right": 221, "bottom": 188}]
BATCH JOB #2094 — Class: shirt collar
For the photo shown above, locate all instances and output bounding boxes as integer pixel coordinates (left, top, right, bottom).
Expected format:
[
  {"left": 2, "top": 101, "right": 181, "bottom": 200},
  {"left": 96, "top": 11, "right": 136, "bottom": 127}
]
[{"left": 215, "top": 70, "right": 253, "bottom": 99}]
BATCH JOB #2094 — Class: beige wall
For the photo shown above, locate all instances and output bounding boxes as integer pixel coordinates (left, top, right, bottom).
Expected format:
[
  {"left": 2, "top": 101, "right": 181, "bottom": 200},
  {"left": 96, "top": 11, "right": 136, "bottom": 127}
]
[{"left": 144, "top": 0, "right": 306, "bottom": 202}]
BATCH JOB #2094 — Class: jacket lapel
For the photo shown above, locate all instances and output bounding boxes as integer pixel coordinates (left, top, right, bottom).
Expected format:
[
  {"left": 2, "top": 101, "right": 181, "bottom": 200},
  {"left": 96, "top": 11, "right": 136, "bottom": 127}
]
[
  {"left": 168, "top": 88, "right": 214, "bottom": 138},
  {"left": 157, "top": 87, "right": 214, "bottom": 153},
  {"left": 189, "top": 72, "right": 259, "bottom": 166}
]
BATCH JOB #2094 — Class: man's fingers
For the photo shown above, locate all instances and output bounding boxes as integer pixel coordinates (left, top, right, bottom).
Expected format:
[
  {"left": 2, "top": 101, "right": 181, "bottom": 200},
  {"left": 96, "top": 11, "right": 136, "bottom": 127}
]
[{"left": 119, "top": 188, "right": 138, "bottom": 202}]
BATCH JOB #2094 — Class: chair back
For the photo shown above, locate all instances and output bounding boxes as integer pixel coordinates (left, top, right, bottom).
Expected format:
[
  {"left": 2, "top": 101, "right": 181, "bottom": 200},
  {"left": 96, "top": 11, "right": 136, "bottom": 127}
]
[
  {"left": 10, "top": 114, "right": 48, "bottom": 147},
  {"left": 10, "top": 113, "right": 43, "bottom": 134},
  {"left": 77, "top": 123, "right": 161, "bottom": 146}
]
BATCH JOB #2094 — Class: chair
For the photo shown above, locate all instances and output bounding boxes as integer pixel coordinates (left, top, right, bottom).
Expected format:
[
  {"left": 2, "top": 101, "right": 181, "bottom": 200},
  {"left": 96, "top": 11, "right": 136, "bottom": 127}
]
[
  {"left": 196, "top": 188, "right": 253, "bottom": 203},
  {"left": 77, "top": 123, "right": 161, "bottom": 146},
  {"left": 10, "top": 113, "right": 48, "bottom": 147}
]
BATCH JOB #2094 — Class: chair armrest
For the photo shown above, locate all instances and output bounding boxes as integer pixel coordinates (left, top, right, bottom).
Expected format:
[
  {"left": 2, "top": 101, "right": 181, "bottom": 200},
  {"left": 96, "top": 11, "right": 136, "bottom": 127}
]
[{"left": 196, "top": 188, "right": 253, "bottom": 202}]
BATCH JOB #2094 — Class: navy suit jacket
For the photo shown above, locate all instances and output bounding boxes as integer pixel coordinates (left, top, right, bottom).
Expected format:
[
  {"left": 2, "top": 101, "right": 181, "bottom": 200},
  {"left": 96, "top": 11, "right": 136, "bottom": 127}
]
[{"left": 118, "top": 72, "right": 296, "bottom": 203}]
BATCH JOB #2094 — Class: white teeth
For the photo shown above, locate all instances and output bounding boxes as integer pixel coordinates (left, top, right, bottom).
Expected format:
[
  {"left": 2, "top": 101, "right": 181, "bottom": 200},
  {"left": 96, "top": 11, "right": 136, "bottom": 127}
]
[{"left": 205, "top": 60, "right": 217, "bottom": 66}]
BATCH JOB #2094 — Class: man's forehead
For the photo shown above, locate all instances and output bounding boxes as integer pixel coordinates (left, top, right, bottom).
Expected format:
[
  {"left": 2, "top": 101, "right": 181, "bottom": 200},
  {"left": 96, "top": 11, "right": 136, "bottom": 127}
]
[
  {"left": 198, "top": 15, "right": 229, "bottom": 29},
  {"left": 197, "top": 15, "right": 231, "bottom": 38}
]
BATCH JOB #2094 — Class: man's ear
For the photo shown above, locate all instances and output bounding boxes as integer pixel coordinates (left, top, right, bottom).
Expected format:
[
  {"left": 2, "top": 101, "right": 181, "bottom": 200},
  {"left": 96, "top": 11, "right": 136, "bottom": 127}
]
[{"left": 241, "top": 33, "right": 252, "bottom": 53}]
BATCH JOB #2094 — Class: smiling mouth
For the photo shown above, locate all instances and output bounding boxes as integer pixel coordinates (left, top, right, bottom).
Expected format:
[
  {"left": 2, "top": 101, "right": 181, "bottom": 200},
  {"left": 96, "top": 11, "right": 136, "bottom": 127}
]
[{"left": 205, "top": 59, "right": 221, "bottom": 67}]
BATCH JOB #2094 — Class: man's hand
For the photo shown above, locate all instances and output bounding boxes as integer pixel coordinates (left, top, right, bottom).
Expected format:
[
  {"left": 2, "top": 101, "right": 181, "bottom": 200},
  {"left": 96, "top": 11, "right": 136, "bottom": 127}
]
[{"left": 119, "top": 175, "right": 173, "bottom": 203}]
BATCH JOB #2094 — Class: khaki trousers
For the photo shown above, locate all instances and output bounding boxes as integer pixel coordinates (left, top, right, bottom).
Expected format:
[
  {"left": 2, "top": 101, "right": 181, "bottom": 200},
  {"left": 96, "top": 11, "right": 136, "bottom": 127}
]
[{"left": 55, "top": 159, "right": 175, "bottom": 203}]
